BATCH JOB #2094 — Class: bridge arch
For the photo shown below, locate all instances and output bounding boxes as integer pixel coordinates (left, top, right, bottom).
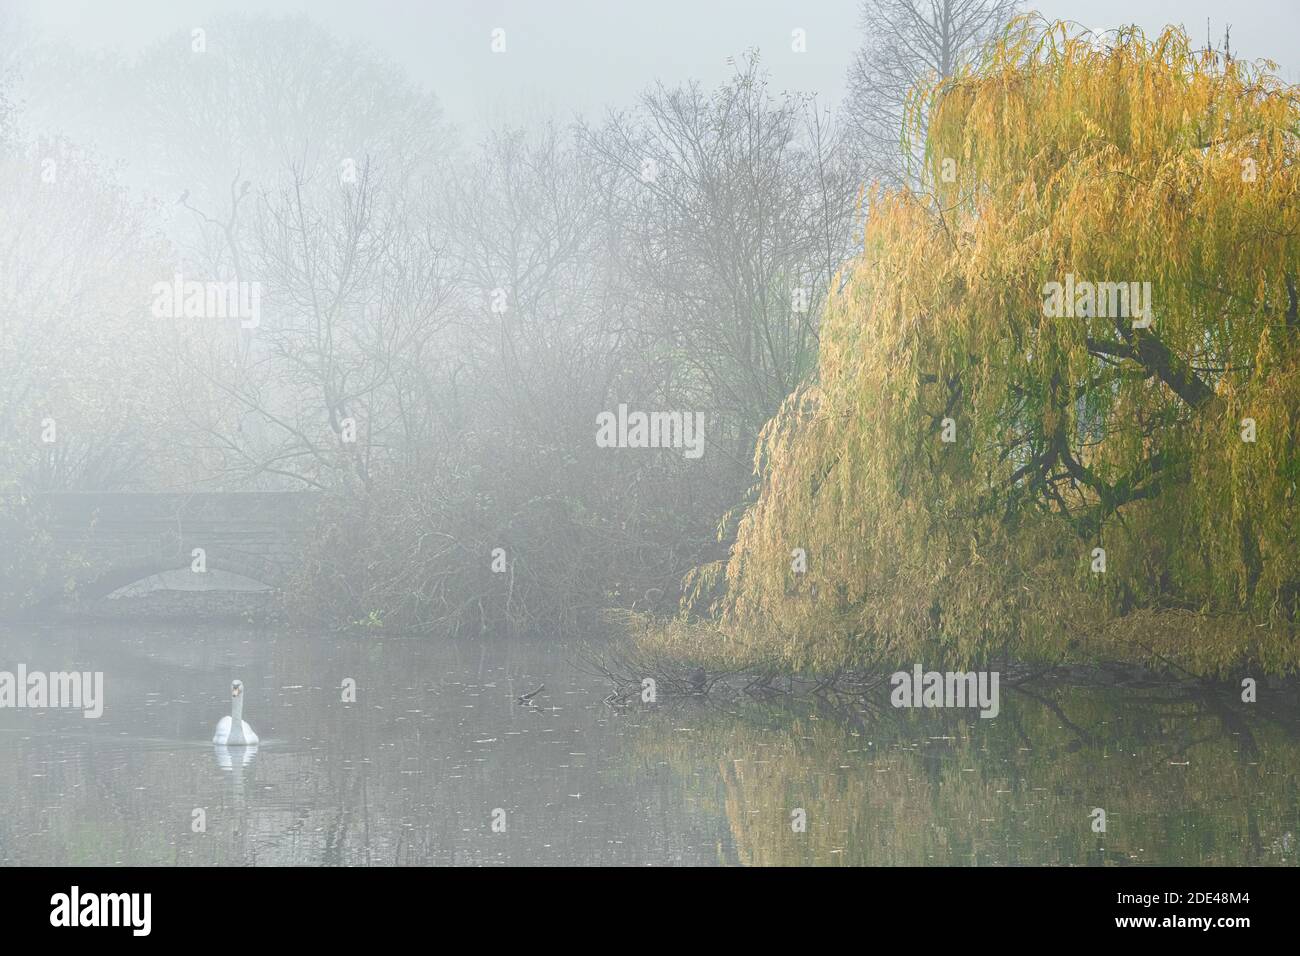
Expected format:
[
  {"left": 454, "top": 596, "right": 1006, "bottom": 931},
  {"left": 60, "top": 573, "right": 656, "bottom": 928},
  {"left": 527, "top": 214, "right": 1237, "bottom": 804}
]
[
  {"left": 61, "top": 550, "right": 286, "bottom": 603},
  {"left": 15, "top": 491, "right": 320, "bottom": 611}
]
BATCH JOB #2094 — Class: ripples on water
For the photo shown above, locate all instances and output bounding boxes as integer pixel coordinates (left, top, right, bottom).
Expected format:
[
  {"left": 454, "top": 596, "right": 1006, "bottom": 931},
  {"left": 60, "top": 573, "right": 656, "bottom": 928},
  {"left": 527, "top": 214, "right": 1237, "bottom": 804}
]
[{"left": 0, "top": 623, "right": 1296, "bottom": 866}]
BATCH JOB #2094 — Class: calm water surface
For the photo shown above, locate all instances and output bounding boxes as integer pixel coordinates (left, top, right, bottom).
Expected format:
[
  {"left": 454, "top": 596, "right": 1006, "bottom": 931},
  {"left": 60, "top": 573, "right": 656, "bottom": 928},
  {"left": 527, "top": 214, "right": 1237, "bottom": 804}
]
[{"left": 1, "top": 622, "right": 1297, "bottom": 866}]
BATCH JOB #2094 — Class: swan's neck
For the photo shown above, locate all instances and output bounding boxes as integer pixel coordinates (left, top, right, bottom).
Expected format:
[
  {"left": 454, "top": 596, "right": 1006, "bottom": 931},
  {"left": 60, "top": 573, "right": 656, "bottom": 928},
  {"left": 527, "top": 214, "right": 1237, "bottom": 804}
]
[{"left": 231, "top": 695, "right": 244, "bottom": 725}]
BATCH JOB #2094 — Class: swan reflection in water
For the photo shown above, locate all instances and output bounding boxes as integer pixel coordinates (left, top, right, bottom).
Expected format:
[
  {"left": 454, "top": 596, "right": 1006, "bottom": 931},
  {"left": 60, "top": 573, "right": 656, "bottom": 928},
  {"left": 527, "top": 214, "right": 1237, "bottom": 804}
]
[
  {"left": 212, "top": 742, "right": 259, "bottom": 770},
  {"left": 213, "top": 741, "right": 258, "bottom": 818}
]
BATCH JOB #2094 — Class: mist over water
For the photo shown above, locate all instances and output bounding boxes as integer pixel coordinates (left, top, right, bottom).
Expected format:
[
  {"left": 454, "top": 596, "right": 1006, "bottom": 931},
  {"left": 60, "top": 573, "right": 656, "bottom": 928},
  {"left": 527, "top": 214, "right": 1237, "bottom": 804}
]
[{"left": 0, "top": 623, "right": 1294, "bottom": 867}]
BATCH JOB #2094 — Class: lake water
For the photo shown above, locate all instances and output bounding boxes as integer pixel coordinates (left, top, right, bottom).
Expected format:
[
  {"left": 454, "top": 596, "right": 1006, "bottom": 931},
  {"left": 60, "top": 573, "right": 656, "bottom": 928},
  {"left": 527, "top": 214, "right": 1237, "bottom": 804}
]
[{"left": 1, "top": 622, "right": 1297, "bottom": 866}]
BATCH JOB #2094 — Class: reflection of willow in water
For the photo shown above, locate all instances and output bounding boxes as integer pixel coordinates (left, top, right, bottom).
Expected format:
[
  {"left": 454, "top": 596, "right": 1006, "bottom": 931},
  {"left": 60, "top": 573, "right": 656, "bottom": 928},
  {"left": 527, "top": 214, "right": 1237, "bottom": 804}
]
[{"left": 623, "top": 686, "right": 1300, "bottom": 866}]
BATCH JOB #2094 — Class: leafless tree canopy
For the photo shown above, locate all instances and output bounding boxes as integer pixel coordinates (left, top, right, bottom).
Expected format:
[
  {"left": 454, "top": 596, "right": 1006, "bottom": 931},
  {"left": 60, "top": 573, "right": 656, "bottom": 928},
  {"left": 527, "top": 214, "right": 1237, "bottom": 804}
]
[{"left": 843, "top": 0, "right": 1021, "bottom": 186}]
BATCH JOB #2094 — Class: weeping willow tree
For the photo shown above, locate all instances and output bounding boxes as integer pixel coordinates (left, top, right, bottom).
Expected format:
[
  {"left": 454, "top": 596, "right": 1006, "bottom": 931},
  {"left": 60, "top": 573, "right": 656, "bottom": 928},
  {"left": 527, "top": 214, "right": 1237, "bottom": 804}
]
[{"left": 692, "top": 21, "right": 1300, "bottom": 674}]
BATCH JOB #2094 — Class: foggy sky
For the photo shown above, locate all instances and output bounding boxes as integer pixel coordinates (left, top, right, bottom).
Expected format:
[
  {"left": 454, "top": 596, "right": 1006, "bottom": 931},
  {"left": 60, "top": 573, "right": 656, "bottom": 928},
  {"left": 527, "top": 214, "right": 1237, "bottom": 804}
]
[{"left": 7, "top": 0, "right": 1299, "bottom": 131}]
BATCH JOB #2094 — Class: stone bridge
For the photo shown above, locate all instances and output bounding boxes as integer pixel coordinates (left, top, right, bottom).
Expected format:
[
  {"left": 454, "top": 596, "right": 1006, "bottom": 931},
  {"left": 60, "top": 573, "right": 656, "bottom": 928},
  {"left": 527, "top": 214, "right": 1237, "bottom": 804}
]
[{"left": 17, "top": 492, "right": 322, "bottom": 607}]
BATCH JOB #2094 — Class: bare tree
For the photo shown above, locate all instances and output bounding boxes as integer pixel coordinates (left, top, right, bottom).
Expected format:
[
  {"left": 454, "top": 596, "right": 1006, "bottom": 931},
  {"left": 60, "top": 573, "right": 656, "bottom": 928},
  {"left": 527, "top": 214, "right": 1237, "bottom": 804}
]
[
  {"left": 165, "top": 158, "right": 457, "bottom": 493},
  {"left": 579, "top": 54, "right": 859, "bottom": 485},
  {"left": 843, "top": 0, "right": 1020, "bottom": 186},
  {"left": 438, "top": 123, "right": 635, "bottom": 450}
]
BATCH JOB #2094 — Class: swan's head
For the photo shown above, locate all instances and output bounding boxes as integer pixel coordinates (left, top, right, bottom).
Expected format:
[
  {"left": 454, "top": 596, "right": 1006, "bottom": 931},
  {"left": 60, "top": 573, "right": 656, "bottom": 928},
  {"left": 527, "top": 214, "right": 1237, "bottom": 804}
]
[{"left": 231, "top": 679, "right": 244, "bottom": 698}]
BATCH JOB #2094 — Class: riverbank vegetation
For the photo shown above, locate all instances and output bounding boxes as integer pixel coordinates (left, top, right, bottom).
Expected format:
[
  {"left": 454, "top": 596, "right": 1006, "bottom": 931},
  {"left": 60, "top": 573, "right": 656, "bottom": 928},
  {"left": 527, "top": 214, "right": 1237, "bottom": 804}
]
[{"left": 660, "top": 21, "right": 1300, "bottom": 676}]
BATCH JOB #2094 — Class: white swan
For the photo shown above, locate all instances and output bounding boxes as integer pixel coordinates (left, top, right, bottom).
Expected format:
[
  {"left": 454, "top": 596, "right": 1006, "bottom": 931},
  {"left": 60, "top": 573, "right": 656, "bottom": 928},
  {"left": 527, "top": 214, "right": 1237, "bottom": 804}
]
[{"left": 213, "top": 679, "right": 259, "bottom": 746}]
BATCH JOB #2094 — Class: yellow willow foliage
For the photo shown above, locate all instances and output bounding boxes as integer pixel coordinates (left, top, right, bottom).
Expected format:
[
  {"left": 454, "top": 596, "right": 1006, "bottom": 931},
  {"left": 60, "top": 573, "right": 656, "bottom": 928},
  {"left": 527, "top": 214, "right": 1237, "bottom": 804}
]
[{"left": 709, "top": 21, "right": 1300, "bottom": 674}]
